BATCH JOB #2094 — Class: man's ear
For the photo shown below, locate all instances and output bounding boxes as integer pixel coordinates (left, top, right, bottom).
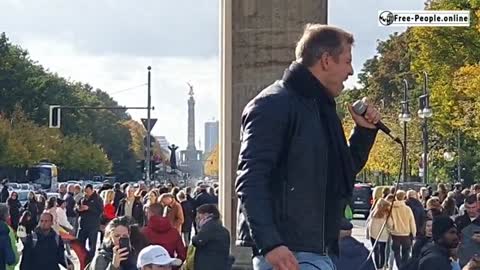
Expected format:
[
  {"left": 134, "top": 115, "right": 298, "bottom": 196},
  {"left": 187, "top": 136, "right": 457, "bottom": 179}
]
[{"left": 318, "top": 52, "right": 330, "bottom": 70}]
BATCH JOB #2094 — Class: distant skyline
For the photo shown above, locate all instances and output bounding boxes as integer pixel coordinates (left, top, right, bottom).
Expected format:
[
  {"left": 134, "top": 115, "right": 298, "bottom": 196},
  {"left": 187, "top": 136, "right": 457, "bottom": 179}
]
[{"left": 0, "top": 0, "right": 423, "bottom": 150}]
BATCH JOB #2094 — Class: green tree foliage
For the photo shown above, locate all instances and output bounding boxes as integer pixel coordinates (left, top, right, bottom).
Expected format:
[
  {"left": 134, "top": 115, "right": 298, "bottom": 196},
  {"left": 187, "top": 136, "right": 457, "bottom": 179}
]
[
  {"left": 0, "top": 110, "right": 111, "bottom": 175},
  {"left": 0, "top": 33, "right": 136, "bottom": 180},
  {"left": 407, "top": 0, "right": 480, "bottom": 185},
  {"left": 340, "top": 0, "right": 480, "bottom": 184}
]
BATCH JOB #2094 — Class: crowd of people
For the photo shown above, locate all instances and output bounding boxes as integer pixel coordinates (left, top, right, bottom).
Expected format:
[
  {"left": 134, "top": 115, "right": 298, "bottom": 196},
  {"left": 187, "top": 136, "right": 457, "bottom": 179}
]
[
  {"left": 0, "top": 180, "right": 232, "bottom": 270},
  {"left": 363, "top": 183, "right": 480, "bottom": 270}
]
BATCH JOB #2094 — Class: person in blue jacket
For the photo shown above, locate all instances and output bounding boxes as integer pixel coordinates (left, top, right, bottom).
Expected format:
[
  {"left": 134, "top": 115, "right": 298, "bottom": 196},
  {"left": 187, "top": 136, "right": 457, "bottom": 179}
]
[{"left": 332, "top": 218, "right": 375, "bottom": 270}]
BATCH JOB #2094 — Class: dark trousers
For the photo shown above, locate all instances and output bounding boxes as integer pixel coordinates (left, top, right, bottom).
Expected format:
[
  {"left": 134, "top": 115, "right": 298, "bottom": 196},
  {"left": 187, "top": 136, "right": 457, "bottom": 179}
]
[
  {"left": 391, "top": 235, "right": 412, "bottom": 268},
  {"left": 77, "top": 227, "right": 98, "bottom": 263},
  {"left": 370, "top": 238, "right": 387, "bottom": 268}
]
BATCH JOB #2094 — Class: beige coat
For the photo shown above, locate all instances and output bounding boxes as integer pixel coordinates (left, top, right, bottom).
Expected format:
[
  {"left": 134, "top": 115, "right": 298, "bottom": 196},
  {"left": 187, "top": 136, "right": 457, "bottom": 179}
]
[{"left": 390, "top": 200, "right": 417, "bottom": 237}]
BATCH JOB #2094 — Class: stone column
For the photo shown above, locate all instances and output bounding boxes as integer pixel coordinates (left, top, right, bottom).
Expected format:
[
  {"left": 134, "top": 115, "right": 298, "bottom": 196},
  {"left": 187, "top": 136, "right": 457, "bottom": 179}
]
[{"left": 220, "top": 0, "right": 328, "bottom": 269}]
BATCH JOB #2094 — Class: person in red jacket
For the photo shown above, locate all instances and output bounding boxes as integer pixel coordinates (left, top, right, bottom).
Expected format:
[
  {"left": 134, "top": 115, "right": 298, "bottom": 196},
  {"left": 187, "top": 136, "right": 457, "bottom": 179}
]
[
  {"left": 142, "top": 203, "right": 186, "bottom": 264},
  {"left": 100, "top": 189, "right": 116, "bottom": 243},
  {"left": 101, "top": 190, "right": 116, "bottom": 221}
]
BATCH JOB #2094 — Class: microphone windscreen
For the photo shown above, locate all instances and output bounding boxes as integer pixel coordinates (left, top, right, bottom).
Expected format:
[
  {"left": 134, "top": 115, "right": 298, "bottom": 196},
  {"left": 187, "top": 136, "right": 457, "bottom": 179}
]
[{"left": 352, "top": 100, "right": 367, "bottom": 115}]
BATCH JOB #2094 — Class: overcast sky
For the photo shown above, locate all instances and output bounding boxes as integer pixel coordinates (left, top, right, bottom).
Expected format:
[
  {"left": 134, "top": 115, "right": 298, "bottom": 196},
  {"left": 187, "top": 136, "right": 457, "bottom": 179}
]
[{"left": 1, "top": 0, "right": 424, "bottom": 151}]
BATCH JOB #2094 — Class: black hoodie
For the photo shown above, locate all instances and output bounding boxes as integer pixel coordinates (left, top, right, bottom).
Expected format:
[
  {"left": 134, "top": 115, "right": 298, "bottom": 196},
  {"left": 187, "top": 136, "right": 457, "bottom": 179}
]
[{"left": 418, "top": 242, "right": 452, "bottom": 270}]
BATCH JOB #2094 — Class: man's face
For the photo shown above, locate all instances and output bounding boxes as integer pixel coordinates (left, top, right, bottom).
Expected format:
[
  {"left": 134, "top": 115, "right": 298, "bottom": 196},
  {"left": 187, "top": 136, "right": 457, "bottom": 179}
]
[
  {"left": 59, "top": 185, "right": 66, "bottom": 193},
  {"left": 465, "top": 202, "right": 479, "bottom": 218},
  {"left": 85, "top": 187, "right": 93, "bottom": 197},
  {"left": 440, "top": 227, "right": 459, "bottom": 249},
  {"left": 39, "top": 214, "right": 53, "bottom": 231},
  {"left": 321, "top": 44, "right": 354, "bottom": 97},
  {"left": 425, "top": 220, "right": 433, "bottom": 238}
]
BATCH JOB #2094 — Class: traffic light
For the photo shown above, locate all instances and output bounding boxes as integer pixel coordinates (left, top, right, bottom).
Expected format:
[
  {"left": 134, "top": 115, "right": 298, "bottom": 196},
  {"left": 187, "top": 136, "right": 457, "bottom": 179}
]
[
  {"left": 149, "top": 160, "right": 161, "bottom": 175},
  {"left": 49, "top": 105, "right": 61, "bottom": 128}
]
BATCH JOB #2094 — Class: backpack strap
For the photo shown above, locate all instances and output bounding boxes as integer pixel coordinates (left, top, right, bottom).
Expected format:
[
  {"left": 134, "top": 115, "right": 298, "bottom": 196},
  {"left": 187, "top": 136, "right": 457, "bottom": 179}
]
[
  {"left": 32, "top": 231, "right": 38, "bottom": 248},
  {"left": 32, "top": 231, "right": 60, "bottom": 248},
  {"left": 55, "top": 233, "right": 60, "bottom": 247}
]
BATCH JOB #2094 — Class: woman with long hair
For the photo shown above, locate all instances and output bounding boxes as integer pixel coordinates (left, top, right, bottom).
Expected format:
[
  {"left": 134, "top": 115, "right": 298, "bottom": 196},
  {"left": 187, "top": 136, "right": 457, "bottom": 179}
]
[
  {"left": 100, "top": 189, "right": 116, "bottom": 244},
  {"left": 18, "top": 210, "right": 35, "bottom": 237},
  {"left": 367, "top": 198, "right": 393, "bottom": 270},
  {"left": 7, "top": 191, "right": 21, "bottom": 231},
  {"left": 101, "top": 190, "right": 116, "bottom": 222},
  {"left": 426, "top": 196, "right": 443, "bottom": 219},
  {"left": 442, "top": 191, "right": 458, "bottom": 217},
  {"left": 437, "top": 183, "right": 448, "bottom": 203},
  {"left": 419, "top": 187, "right": 430, "bottom": 208},
  {"left": 45, "top": 196, "right": 60, "bottom": 232},
  {"left": 36, "top": 194, "right": 46, "bottom": 214},
  {"left": 412, "top": 218, "right": 433, "bottom": 258},
  {"left": 89, "top": 217, "right": 138, "bottom": 270},
  {"left": 143, "top": 190, "right": 158, "bottom": 224},
  {"left": 24, "top": 191, "right": 40, "bottom": 225}
]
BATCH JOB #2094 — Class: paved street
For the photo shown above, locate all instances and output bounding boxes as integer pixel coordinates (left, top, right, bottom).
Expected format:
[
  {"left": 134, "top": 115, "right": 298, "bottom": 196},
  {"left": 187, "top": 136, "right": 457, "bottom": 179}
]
[{"left": 351, "top": 215, "right": 398, "bottom": 270}]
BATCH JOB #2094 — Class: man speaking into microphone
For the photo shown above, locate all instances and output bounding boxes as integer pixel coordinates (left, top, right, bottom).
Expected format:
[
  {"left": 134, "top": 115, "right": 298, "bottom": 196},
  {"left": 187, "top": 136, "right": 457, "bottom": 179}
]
[{"left": 235, "top": 24, "right": 380, "bottom": 270}]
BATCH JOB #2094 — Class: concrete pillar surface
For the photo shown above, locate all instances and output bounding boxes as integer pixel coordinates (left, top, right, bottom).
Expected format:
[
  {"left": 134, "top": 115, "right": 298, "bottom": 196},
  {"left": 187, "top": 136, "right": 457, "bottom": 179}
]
[{"left": 220, "top": 1, "right": 327, "bottom": 268}]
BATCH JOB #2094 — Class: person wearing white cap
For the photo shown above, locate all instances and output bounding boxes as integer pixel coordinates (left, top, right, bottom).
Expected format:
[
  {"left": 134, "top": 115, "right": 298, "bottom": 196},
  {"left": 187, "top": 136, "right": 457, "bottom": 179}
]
[{"left": 137, "top": 245, "right": 182, "bottom": 270}]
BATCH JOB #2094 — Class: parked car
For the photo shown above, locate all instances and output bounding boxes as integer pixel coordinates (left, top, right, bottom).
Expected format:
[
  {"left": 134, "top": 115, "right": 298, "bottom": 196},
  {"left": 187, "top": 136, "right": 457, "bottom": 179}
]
[
  {"left": 46, "top": 192, "right": 60, "bottom": 199},
  {"left": 351, "top": 183, "right": 373, "bottom": 219},
  {"left": 19, "top": 184, "right": 31, "bottom": 190}
]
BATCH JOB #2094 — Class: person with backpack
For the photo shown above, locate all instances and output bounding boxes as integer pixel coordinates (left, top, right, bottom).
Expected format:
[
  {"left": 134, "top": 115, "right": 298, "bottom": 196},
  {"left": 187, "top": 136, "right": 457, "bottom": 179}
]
[{"left": 20, "top": 212, "right": 71, "bottom": 270}]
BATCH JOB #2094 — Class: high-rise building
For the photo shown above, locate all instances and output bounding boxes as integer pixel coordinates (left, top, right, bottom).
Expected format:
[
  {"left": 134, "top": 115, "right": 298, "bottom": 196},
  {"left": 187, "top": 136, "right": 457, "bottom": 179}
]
[
  {"left": 155, "top": 136, "right": 170, "bottom": 150},
  {"left": 204, "top": 121, "right": 219, "bottom": 154}
]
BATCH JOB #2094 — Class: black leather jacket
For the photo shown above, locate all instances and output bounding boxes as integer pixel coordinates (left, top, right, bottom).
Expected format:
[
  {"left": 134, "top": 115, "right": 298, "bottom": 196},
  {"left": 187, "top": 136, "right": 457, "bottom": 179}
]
[{"left": 235, "top": 73, "right": 377, "bottom": 256}]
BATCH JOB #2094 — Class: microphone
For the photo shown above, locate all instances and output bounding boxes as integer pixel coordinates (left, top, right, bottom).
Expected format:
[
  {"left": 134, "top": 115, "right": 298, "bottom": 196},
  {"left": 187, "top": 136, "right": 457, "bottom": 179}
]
[{"left": 352, "top": 99, "right": 402, "bottom": 144}]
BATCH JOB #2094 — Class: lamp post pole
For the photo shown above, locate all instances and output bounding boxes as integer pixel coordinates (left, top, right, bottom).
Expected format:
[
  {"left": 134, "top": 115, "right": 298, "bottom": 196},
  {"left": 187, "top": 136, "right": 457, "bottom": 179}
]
[{"left": 399, "top": 79, "right": 411, "bottom": 182}]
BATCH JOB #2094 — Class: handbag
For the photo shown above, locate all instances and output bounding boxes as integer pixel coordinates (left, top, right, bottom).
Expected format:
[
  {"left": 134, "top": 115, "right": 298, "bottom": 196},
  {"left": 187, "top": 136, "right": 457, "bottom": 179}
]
[
  {"left": 183, "top": 245, "right": 196, "bottom": 270},
  {"left": 17, "top": 225, "right": 27, "bottom": 238}
]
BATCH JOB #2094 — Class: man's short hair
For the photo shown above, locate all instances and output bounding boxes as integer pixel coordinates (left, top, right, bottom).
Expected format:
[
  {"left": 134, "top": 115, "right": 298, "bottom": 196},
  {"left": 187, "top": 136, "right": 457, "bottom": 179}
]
[
  {"left": 295, "top": 24, "right": 354, "bottom": 67},
  {"left": 148, "top": 203, "right": 164, "bottom": 216},
  {"left": 85, "top": 184, "right": 93, "bottom": 190},
  {"left": 465, "top": 194, "right": 478, "bottom": 205},
  {"left": 396, "top": 190, "right": 406, "bottom": 201},
  {"left": 406, "top": 190, "right": 417, "bottom": 199},
  {"left": 197, "top": 204, "right": 220, "bottom": 220},
  {"left": 41, "top": 212, "right": 54, "bottom": 222}
]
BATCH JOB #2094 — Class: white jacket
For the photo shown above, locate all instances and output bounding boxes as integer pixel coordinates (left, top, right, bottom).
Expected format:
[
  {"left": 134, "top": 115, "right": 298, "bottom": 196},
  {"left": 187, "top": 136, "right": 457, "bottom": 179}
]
[
  {"left": 367, "top": 216, "right": 393, "bottom": 242},
  {"left": 56, "top": 207, "right": 73, "bottom": 231}
]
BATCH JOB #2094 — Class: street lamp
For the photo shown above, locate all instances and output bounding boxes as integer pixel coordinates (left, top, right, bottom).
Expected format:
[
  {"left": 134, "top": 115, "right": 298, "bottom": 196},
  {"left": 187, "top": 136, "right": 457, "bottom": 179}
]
[
  {"left": 399, "top": 79, "right": 411, "bottom": 182},
  {"left": 418, "top": 72, "right": 433, "bottom": 184},
  {"left": 443, "top": 130, "right": 462, "bottom": 183},
  {"left": 443, "top": 151, "right": 455, "bottom": 162}
]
